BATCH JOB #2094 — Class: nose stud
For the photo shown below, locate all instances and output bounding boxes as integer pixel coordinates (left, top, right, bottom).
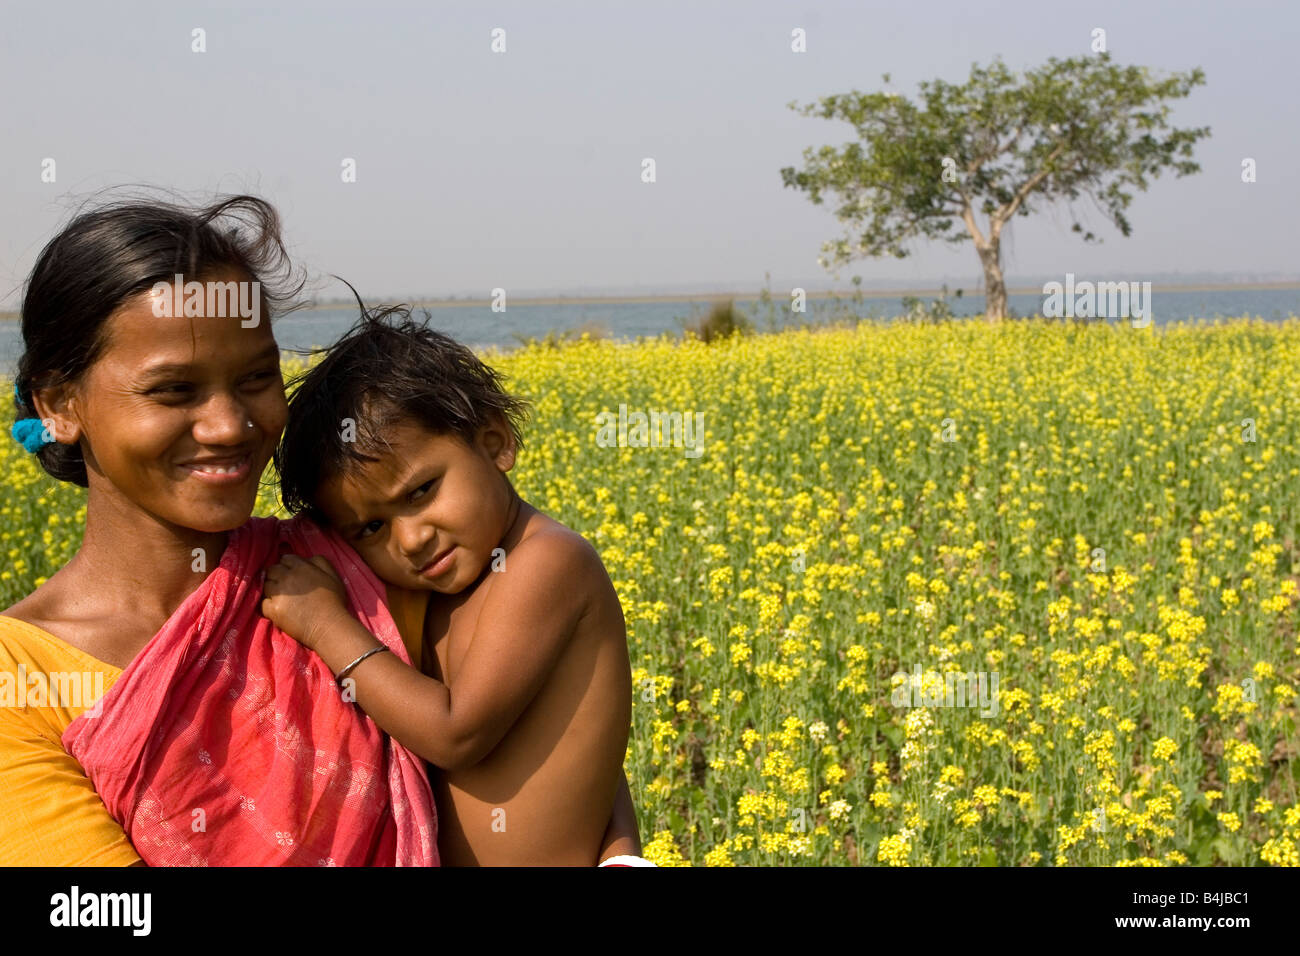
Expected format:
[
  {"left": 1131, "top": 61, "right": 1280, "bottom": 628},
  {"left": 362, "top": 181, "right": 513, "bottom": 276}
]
[{"left": 246, "top": 420, "right": 254, "bottom": 429}]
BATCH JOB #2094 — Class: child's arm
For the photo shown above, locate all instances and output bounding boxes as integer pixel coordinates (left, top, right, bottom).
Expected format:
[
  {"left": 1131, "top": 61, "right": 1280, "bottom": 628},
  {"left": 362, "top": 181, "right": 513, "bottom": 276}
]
[
  {"left": 597, "top": 771, "right": 642, "bottom": 862},
  {"left": 262, "top": 533, "right": 596, "bottom": 771}
]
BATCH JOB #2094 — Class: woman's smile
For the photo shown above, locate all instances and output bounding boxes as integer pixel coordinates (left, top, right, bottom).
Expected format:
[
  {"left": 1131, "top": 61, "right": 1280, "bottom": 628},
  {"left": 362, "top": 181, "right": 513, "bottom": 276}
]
[{"left": 177, "top": 450, "right": 255, "bottom": 483}]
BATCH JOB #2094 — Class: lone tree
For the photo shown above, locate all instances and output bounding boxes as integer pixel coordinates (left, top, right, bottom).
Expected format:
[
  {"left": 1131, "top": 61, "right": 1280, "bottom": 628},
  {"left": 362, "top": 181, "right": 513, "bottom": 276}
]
[{"left": 780, "top": 54, "right": 1209, "bottom": 320}]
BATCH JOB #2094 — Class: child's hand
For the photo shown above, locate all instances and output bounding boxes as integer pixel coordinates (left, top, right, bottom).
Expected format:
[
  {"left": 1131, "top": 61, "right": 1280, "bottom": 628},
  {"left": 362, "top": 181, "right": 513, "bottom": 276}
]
[{"left": 262, "top": 554, "right": 349, "bottom": 651}]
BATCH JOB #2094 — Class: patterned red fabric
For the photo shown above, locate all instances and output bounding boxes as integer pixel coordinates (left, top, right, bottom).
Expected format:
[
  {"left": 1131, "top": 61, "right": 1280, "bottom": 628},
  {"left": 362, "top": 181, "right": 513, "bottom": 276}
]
[{"left": 63, "top": 515, "right": 438, "bottom": 866}]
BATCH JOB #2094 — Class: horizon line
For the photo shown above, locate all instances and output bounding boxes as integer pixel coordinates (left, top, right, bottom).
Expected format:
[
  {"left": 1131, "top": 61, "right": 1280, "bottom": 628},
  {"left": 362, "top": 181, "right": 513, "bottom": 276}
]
[
  {"left": 292, "top": 280, "right": 1300, "bottom": 312},
  {"left": 1, "top": 280, "right": 1297, "bottom": 320}
]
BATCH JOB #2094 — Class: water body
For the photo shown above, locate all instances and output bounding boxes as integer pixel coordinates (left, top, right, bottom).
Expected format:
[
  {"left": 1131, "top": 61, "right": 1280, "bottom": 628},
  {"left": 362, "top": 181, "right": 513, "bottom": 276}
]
[{"left": 2, "top": 288, "right": 1297, "bottom": 375}]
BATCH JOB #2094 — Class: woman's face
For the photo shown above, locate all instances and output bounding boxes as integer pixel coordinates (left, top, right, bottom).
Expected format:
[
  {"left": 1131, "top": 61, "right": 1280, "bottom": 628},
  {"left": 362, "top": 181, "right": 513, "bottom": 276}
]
[{"left": 47, "top": 267, "right": 287, "bottom": 534}]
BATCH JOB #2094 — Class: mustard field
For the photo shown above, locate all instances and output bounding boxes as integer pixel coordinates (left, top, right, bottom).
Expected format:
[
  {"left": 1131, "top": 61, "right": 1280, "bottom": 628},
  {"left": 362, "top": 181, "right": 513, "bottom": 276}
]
[{"left": 4, "top": 317, "right": 1298, "bottom": 866}]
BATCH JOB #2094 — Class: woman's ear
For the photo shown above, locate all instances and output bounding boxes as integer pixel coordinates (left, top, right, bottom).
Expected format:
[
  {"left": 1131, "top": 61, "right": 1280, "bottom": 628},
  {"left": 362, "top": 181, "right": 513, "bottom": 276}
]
[{"left": 28, "top": 381, "right": 84, "bottom": 447}]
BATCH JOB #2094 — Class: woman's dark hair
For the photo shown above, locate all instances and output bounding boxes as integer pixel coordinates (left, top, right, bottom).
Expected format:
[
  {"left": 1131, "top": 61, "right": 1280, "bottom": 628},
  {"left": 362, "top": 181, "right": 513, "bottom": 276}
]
[
  {"left": 13, "top": 191, "right": 303, "bottom": 486},
  {"left": 275, "top": 303, "right": 530, "bottom": 522}
]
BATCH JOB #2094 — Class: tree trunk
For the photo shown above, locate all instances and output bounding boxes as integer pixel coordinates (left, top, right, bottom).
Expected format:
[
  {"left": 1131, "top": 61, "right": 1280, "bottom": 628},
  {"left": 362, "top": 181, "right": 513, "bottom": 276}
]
[{"left": 976, "top": 239, "right": 1006, "bottom": 321}]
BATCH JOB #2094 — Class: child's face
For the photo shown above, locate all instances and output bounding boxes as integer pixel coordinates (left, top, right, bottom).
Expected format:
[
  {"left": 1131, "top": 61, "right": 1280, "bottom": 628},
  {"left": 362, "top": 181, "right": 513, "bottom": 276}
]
[{"left": 314, "top": 415, "right": 517, "bottom": 593}]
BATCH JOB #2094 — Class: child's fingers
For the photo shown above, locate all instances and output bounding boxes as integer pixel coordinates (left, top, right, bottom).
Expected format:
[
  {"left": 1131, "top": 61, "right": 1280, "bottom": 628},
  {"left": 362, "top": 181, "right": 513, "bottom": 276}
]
[
  {"left": 309, "top": 555, "right": 341, "bottom": 581},
  {"left": 263, "top": 561, "right": 296, "bottom": 590},
  {"left": 271, "top": 555, "right": 312, "bottom": 578}
]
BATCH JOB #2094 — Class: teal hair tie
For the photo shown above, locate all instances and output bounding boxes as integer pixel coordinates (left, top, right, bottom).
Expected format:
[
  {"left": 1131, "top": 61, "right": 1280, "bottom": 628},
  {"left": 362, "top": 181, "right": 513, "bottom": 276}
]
[
  {"left": 12, "top": 416, "right": 52, "bottom": 453},
  {"left": 11, "top": 382, "right": 53, "bottom": 453}
]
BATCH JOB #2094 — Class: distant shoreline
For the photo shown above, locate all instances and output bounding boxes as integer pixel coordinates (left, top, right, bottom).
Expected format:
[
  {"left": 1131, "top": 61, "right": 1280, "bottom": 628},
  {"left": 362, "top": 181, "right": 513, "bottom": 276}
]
[{"left": 2, "top": 281, "right": 1297, "bottom": 319}]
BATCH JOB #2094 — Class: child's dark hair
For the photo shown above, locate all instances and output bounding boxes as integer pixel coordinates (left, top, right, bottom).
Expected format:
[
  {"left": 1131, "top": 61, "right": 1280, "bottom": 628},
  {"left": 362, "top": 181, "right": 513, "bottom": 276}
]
[
  {"left": 15, "top": 190, "right": 301, "bottom": 486},
  {"left": 275, "top": 304, "right": 530, "bottom": 520}
]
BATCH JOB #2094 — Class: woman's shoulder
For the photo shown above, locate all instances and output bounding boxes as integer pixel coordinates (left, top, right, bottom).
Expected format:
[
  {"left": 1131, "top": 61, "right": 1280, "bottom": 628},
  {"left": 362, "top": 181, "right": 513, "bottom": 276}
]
[
  {"left": 0, "top": 609, "right": 120, "bottom": 742},
  {"left": 0, "top": 610, "right": 138, "bottom": 865},
  {"left": 3, "top": 559, "right": 80, "bottom": 629},
  {"left": 1, "top": 588, "right": 59, "bottom": 652},
  {"left": 0, "top": 583, "right": 120, "bottom": 676},
  {"left": 2, "top": 577, "right": 70, "bottom": 650},
  {"left": 0, "top": 611, "right": 95, "bottom": 671}
]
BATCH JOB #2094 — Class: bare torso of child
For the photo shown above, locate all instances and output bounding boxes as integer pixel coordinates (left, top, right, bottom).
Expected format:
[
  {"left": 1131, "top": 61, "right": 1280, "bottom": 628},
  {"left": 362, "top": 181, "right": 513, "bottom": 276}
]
[{"left": 420, "top": 509, "right": 631, "bottom": 865}]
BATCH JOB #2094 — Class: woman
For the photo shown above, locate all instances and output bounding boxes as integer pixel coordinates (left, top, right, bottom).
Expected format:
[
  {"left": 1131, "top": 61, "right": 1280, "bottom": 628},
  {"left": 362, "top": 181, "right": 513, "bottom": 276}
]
[{"left": 0, "top": 193, "right": 639, "bottom": 865}]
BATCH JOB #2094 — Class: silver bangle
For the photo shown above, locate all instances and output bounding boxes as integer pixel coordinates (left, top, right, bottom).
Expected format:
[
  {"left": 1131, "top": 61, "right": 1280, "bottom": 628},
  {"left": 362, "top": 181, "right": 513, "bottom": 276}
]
[{"left": 335, "top": 645, "right": 390, "bottom": 684}]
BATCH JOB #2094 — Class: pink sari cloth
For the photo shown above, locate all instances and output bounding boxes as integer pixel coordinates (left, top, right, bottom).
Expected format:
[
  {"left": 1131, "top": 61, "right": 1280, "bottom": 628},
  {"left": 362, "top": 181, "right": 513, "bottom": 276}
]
[{"left": 62, "top": 515, "right": 438, "bottom": 866}]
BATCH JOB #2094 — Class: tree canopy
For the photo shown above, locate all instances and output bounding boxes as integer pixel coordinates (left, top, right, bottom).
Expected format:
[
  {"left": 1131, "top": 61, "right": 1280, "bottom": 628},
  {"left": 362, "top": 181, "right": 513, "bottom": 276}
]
[{"left": 781, "top": 54, "right": 1210, "bottom": 319}]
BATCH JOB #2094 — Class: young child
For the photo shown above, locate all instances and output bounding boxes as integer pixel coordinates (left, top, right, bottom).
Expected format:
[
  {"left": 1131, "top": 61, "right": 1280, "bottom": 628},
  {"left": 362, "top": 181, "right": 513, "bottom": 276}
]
[{"left": 261, "top": 307, "right": 640, "bottom": 866}]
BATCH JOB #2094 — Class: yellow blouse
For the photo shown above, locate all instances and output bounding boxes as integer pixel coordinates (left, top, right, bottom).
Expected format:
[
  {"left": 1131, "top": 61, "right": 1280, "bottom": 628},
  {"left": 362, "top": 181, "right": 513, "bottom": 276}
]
[
  {"left": 0, "top": 585, "right": 427, "bottom": 867},
  {"left": 0, "top": 615, "right": 140, "bottom": 866},
  {"left": 384, "top": 582, "right": 429, "bottom": 671}
]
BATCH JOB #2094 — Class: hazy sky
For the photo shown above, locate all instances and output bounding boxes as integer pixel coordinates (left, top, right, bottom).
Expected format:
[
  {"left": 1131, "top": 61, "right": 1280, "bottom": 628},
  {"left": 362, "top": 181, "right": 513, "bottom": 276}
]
[{"left": 1, "top": 0, "right": 1295, "bottom": 305}]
